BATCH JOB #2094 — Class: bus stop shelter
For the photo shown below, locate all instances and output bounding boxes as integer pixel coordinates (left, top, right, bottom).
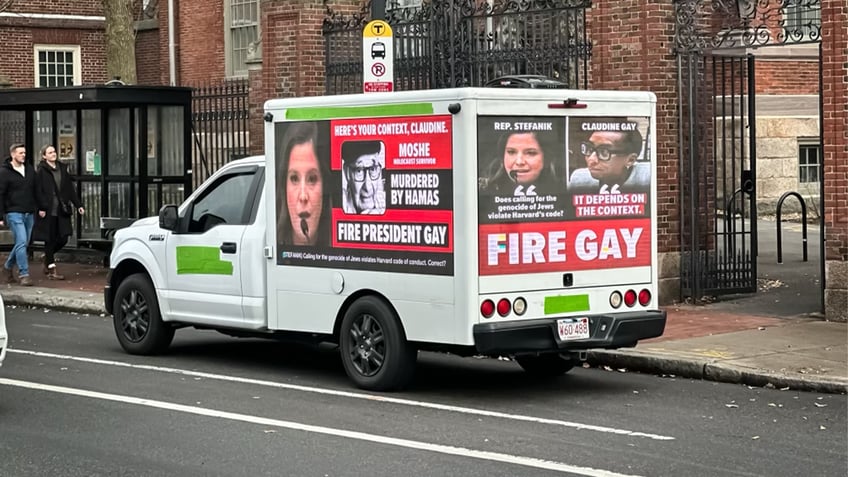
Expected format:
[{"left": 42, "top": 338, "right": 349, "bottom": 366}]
[{"left": 0, "top": 84, "right": 192, "bottom": 251}]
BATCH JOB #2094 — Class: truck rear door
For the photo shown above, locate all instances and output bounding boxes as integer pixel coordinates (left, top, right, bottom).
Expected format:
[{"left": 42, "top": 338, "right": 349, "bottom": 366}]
[{"left": 475, "top": 102, "right": 657, "bottom": 338}]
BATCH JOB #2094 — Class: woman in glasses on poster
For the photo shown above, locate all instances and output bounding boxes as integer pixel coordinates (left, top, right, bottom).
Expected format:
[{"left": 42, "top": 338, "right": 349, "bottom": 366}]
[{"left": 568, "top": 124, "right": 650, "bottom": 195}]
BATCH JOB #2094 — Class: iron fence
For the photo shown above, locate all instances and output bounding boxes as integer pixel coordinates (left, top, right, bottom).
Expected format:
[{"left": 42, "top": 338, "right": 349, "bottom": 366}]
[
  {"left": 323, "top": 0, "right": 591, "bottom": 95},
  {"left": 673, "top": 0, "right": 822, "bottom": 299},
  {"left": 190, "top": 79, "right": 250, "bottom": 188}
]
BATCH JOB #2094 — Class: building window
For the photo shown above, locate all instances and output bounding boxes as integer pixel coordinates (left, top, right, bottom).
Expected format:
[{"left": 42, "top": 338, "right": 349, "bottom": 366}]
[
  {"left": 798, "top": 143, "right": 820, "bottom": 184},
  {"left": 225, "top": 0, "right": 260, "bottom": 77},
  {"left": 34, "top": 45, "right": 81, "bottom": 87},
  {"left": 785, "top": 2, "right": 821, "bottom": 41}
]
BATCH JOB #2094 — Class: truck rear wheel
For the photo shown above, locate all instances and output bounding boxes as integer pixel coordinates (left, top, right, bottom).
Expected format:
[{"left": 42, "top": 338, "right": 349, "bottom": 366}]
[
  {"left": 515, "top": 353, "right": 575, "bottom": 377},
  {"left": 340, "top": 296, "right": 416, "bottom": 391},
  {"left": 113, "top": 273, "right": 174, "bottom": 355}
]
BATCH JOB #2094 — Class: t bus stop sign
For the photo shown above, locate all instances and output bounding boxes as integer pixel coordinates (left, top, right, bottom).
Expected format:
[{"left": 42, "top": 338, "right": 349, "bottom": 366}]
[{"left": 362, "top": 19, "right": 393, "bottom": 93}]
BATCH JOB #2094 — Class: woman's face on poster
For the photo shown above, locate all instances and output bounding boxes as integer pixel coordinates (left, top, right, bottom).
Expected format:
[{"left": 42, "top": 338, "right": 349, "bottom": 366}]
[
  {"left": 503, "top": 133, "right": 544, "bottom": 185},
  {"left": 286, "top": 141, "right": 323, "bottom": 245}
]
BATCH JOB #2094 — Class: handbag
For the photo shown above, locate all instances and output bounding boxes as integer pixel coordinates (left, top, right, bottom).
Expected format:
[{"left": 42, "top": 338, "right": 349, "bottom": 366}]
[
  {"left": 51, "top": 173, "right": 74, "bottom": 216},
  {"left": 59, "top": 200, "right": 73, "bottom": 216}
]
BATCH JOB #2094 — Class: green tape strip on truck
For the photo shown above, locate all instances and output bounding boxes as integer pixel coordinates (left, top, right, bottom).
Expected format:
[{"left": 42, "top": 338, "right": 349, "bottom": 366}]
[
  {"left": 285, "top": 103, "right": 434, "bottom": 120},
  {"left": 544, "top": 295, "right": 590, "bottom": 315},
  {"left": 176, "top": 246, "right": 233, "bottom": 275}
]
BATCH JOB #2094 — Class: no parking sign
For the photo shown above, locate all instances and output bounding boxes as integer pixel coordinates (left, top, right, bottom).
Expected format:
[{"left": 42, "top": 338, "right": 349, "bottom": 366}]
[{"left": 363, "top": 19, "right": 394, "bottom": 93}]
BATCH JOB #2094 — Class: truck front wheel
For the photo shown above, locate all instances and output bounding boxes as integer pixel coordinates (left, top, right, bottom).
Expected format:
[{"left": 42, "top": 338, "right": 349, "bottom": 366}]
[
  {"left": 340, "top": 296, "right": 416, "bottom": 391},
  {"left": 515, "top": 353, "right": 575, "bottom": 376},
  {"left": 113, "top": 273, "right": 174, "bottom": 355}
]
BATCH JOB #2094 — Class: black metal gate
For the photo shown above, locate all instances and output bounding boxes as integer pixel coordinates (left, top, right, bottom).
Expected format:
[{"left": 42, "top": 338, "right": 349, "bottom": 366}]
[
  {"left": 674, "top": 0, "right": 822, "bottom": 299},
  {"left": 323, "top": 0, "right": 591, "bottom": 94},
  {"left": 678, "top": 52, "right": 758, "bottom": 297}
]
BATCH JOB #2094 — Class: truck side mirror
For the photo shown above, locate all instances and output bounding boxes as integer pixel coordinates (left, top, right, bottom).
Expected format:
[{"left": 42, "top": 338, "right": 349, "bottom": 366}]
[{"left": 159, "top": 205, "right": 179, "bottom": 231}]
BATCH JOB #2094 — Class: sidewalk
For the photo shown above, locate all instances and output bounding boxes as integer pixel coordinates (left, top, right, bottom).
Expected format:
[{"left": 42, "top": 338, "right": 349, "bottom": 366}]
[{"left": 2, "top": 261, "right": 846, "bottom": 394}]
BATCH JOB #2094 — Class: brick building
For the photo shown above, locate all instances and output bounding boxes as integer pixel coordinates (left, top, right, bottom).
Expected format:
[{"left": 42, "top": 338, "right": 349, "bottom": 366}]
[
  {"left": 0, "top": 0, "right": 845, "bottom": 320},
  {"left": 0, "top": 0, "right": 108, "bottom": 88}
]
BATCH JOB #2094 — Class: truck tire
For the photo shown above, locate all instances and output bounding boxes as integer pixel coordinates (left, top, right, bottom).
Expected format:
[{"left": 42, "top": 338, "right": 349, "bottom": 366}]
[
  {"left": 113, "top": 273, "right": 174, "bottom": 355},
  {"left": 515, "top": 353, "right": 575, "bottom": 377},
  {"left": 339, "top": 296, "right": 416, "bottom": 391}
]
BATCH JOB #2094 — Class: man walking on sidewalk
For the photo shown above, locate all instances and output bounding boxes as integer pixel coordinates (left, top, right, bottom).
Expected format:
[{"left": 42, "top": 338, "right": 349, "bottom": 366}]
[{"left": 0, "top": 144, "right": 46, "bottom": 286}]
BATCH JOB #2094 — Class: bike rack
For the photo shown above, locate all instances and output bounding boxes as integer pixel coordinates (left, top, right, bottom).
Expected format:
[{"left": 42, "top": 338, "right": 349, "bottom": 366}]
[{"left": 775, "top": 191, "right": 808, "bottom": 264}]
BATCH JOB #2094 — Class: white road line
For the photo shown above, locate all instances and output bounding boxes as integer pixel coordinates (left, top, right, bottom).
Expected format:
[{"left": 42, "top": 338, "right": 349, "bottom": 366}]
[
  {"left": 0, "top": 377, "right": 645, "bottom": 477},
  {"left": 8, "top": 348, "right": 675, "bottom": 441}
]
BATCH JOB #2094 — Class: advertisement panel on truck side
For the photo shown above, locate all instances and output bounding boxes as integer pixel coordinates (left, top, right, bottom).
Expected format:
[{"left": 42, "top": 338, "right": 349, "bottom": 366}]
[
  {"left": 477, "top": 115, "right": 653, "bottom": 276},
  {"left": 274, "top": 115, "right": 454, "bottom": 276}
]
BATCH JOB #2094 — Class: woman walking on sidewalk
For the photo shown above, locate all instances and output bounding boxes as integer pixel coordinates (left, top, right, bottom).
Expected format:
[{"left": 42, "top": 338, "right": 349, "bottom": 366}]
[{"left": 33, "top": 145, "right": 84, "bottom": 280}]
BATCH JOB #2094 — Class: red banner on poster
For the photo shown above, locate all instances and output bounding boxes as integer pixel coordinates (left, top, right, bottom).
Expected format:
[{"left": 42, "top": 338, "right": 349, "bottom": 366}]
[
  {"left": 330, "top": 115, "right": 452, "bottom": 170},
  {"left": 479, "top": 218, "right": 651, "bottom": 275},
  {"left": 332, "top": 209, "right": 453, "bottom": 253}
]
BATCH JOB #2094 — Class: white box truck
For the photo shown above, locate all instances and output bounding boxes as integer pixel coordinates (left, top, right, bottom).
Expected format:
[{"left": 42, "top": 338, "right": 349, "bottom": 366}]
[{"left": 105, "top": 87, "right": 666, "bottom": 391}]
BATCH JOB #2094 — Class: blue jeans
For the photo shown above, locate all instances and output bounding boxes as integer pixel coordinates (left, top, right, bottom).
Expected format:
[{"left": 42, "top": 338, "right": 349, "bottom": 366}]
[{"left": 5, "top": 212, "right": 35, "bottom": 277}]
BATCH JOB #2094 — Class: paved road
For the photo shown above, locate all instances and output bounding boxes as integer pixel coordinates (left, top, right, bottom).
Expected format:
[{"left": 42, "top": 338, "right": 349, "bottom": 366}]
[{"left": 1, "top": 307, "right": 845, "bottom": 477}]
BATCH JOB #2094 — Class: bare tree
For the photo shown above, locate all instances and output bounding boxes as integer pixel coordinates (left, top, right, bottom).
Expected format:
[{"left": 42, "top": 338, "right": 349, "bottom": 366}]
[{"left": 102, "top": 0, "right": 137, "bottom": 84}]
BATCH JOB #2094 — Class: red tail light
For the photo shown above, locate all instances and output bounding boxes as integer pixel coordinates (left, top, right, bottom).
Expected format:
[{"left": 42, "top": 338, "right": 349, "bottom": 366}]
[
  {"left": 638, "top": 289, "right": 651, "bottom": 306},
  {"left": 497, "top": 298, "right": 511, "bottom": 317},
  {"left": 624, "top": 290, "right": 637, "bottom": 307},
  {"left": 481, "top": 299, "right": 495, "bottom": 318}
]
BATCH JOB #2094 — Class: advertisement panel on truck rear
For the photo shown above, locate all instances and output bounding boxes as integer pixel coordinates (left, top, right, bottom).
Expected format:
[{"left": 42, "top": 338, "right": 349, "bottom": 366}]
[
  {"left": 477, "top": 115, "right": 652, "bottom": 276},
  {"left": 274, "top": 115, "right": 454, "bottom": 276}
]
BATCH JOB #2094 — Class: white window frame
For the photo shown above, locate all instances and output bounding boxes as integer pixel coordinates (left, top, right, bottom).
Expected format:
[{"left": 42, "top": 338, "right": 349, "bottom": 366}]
[
  {"left": 33, "top": 44, "right": 82, "bottom": 87},
  {"left": 797, "top": 140, "right": 821, "bottom": 185},
  {"left": 224, "top": 0, "right": 260, "bottom": 78}
]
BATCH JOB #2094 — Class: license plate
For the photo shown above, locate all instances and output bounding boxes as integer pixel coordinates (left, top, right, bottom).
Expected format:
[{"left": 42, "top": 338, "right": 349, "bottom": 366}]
[{"left": 557, "top": 317, "right": 590, "bottom": 341}]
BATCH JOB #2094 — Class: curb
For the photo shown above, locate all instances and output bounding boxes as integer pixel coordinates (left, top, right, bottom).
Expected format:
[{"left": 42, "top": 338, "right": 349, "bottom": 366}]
[
  {"left": 1, "top": 290, "right": 106, "bottom": 315},
  {"left": 588, "top": 350, "right": 848, "bottom": 395}
]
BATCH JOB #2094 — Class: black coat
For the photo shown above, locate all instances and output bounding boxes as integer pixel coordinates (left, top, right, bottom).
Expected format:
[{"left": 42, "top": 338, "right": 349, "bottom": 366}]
[
  {"left": 32, "top": 160, "right": 81, "bottom": 241},
  {"left": 0, "top": 157, "right": 40, "bottom": 216}
]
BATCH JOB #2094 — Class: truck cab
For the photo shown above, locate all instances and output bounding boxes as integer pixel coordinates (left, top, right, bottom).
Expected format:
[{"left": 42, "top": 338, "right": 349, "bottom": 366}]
[{"left": 105, "top": 156, "right": 268, "bottom": 352}]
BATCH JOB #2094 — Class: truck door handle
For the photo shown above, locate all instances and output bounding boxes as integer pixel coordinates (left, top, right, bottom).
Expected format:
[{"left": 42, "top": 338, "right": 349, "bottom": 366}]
[{"left": 220, "top": 242, "right": 237, "bottom": 254}]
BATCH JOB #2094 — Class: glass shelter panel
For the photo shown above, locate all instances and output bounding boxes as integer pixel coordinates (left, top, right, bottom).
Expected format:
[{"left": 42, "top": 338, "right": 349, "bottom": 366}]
[
  {"left": 32, "top": 111, "right": 53, "bottom": 156},
  {"left": 57, "top": 110, "right": 77, "bottom": 164},
  {"left": 108, "top": 108, "right": 131, "bottom": 176},
  {"left": 146, "top": 106, "right": 160, "bottom": 176},
  {"left": 148, "top": 183, "right": 185, "bottom": 217},
  {"left": 81, "top": 110, "right": 102, "bottom": 177},
  {"left": 0, "top": 111, "right": 24, "bottom": 151},
  {"left": 160, "top": 106, "right": 185, "bottom": 176},
  {"left": 108, "top": 182, "right": 134, "bottom": 218},
  {"left": 79, "top": 182, "right": 101, "bottom": 239}
]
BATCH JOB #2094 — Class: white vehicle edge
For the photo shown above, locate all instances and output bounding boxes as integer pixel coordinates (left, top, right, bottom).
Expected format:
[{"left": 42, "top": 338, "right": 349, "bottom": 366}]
[{"left": 0, "top": 294, "right": 7, "bottom": 368}]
